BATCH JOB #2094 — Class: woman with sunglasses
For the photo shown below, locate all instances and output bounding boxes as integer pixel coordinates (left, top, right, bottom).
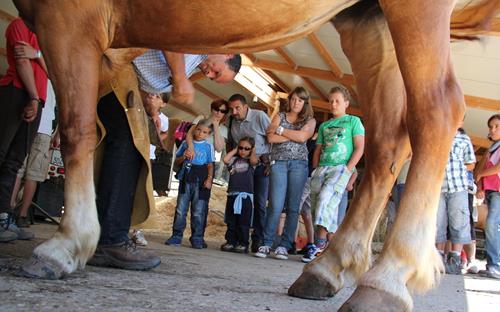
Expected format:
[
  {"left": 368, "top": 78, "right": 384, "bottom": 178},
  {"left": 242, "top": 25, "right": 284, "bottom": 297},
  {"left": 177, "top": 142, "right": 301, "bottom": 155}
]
[{"left": 255, "top": 86, "right": 316, "bottom": 260}]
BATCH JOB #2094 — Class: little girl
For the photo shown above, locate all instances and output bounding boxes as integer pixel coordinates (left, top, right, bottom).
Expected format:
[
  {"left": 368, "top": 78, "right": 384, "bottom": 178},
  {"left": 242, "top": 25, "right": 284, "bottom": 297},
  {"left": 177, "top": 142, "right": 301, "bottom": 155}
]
[
  {"left": 476, "top": 114, "right": 500, "bottom": 279},
  {"left": 220, "top": 137, "right": 258, "bottom": 253}
]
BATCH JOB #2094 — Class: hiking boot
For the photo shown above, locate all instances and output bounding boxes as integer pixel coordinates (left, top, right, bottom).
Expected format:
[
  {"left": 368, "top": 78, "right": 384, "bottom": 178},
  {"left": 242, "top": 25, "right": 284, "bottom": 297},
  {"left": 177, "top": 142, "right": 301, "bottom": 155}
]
[
  {"left": 0, "top": 214, "right": 34, "bottom": 240},
  {"left": 165, "top": 236, "right": 182, "bottom": 246},
  {"left": 16, "top": 216, "right": 31, "bottom": 228},
  {"left": 131, "top": 230, "right": 148, "bottom": 246},
  {"left": 87, "top": 240, "right": 161, "bottom": 270},
  {"left": 254, "top": 245, "right": 271, "bottom": 258},
  {"left": 220, "top": 242, "right": 235, "bottom": 252},
  {"left": 445, "top": 252, "right": 462, "bottom": 275},
  {"left": 233, "top": 244, "right": 248, "bottom": 254},
  {"left": 273, "top": 246, "right": 288, "bottom": 260},
  {"left": 301, "top": 244, "right": 319, "bottom": 263},
  {"left": 479, "top": 267, "right": 500, "bottom": 279}
]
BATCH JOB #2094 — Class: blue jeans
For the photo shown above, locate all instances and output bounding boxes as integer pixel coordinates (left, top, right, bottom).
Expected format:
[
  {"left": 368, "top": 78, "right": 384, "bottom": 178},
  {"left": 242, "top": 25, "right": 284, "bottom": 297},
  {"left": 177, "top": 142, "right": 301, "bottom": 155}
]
[
  {"left": 171, "top": 181, "right": 207, "bottom": 244},
  {"left": 251, "top": 164, "right": 269, "bottom": 244},
  {"left": 485, "top": 191, "right": 500, "bottom": 270},
  {"left": 263, "top": 160, "right": 308, "bottom": 249},
  {"left": 96, "top": 93, "right": 142, "bottom": 245}
]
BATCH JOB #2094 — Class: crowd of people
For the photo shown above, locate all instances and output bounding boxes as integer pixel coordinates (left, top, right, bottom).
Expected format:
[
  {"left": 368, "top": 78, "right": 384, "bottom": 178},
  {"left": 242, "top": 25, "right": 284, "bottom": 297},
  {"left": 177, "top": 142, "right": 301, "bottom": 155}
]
[{"left": 0, "top": 17, "right": 498, "bottom": 281}]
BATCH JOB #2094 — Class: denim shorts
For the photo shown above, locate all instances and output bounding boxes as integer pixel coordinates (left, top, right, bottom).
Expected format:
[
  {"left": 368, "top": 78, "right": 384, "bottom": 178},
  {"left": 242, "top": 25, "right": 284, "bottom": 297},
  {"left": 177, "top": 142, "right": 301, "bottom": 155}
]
[{"left": 436, "top": 190, "right": 471, "bottom": 244}]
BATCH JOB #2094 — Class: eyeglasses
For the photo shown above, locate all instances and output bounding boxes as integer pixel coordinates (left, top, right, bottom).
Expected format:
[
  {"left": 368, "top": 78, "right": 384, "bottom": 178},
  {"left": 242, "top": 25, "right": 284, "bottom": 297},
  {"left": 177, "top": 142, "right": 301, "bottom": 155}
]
[
  {"left": 213, "top": 107, "right": 228, "bottom": 114},
  {"left": 238, "top": 146, "right": 252, "bottom": 151}
]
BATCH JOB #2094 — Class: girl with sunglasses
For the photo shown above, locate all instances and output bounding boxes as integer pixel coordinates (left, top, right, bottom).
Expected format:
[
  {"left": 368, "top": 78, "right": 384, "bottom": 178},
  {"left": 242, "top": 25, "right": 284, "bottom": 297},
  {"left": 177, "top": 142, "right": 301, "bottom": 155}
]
[{"left": 220, "top": 137, "right": 259, "bottom": 253}]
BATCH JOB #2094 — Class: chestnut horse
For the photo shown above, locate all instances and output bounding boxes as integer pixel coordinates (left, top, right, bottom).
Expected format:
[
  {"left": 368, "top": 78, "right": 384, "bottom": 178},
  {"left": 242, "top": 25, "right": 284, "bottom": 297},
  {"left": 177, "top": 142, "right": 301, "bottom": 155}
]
[{"left": 12, "top": 0, "right": 500, "bottom": 310}]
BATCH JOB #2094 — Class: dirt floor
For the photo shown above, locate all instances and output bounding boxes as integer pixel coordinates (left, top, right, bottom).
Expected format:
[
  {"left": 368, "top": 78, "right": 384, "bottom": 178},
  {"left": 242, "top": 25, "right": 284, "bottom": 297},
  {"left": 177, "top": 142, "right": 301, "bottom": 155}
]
[{"left": 1, "top": 185, "right": 499, "bottom": 311}]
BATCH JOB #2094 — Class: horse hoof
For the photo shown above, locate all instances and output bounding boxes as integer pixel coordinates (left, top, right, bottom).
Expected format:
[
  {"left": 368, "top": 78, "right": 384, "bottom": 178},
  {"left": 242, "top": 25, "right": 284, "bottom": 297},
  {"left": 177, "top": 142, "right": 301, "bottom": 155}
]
[
  {"left": 288, "top": 269, "right": 337, "bottom": 300},
  {"left": 339, "top": 286, "right": 409, "bottom": 312},
  {"left": 16, "top": 255, "right": 63, "bottom": 280}
]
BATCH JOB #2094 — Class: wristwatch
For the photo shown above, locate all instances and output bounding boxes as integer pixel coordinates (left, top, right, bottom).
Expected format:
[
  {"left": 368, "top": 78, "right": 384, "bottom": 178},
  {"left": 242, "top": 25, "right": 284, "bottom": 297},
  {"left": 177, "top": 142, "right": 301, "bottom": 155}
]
[
  {"left": 36, "top": 50, "right": 42, "bottom": 58},
  {"left": 275, "top": 126, "right": 284, "bottom": 136}
]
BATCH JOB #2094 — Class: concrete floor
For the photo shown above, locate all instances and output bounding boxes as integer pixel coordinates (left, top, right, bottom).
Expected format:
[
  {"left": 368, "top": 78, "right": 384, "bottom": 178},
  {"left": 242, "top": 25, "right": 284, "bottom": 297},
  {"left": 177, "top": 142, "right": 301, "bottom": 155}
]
[{"left": 1, "top": 223, "right": 499, "bottom": 312}]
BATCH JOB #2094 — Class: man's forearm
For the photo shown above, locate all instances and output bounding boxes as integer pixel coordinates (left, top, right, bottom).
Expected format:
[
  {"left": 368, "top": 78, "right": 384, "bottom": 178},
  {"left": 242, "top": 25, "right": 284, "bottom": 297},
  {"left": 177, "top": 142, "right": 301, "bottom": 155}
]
[{"left": 163, "top": 51, "right": 186, "bottom": 83}]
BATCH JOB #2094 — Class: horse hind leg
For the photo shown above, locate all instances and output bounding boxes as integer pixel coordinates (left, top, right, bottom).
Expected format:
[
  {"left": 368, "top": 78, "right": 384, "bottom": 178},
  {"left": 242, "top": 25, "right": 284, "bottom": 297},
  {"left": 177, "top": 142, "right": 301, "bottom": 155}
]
[
  {"left": 289, "top": 2, "right": 410, "bottom": 300},
  {"left": 340, "top": 0, "right": 464, "bottom": 310},
  {"left": 18, "top": 18, "right": 104, "bottom": 279}
]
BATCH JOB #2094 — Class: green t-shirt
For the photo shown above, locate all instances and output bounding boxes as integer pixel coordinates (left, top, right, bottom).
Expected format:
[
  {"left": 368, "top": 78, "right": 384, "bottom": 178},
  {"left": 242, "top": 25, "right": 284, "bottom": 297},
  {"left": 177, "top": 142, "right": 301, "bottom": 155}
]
[{"left": 317, "top": 114, "right": 365, "bottom": 167}]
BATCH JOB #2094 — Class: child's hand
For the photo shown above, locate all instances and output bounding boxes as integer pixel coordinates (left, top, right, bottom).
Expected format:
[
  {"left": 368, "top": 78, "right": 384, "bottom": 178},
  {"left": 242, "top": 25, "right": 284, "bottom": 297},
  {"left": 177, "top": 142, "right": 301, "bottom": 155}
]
[
  {"left": 203, "top": 178, "right": 212, "bottom": 189},
  {"left": 475, "top": 190, "right": 485, "bottom": 200},
  {"left": 184, "top": 148, "right": 194, "bottom": 160}
]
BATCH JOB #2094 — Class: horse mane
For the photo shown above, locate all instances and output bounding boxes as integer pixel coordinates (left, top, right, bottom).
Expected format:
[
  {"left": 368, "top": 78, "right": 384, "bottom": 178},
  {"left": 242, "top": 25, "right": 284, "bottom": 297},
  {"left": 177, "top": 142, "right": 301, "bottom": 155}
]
[{"left": 450, "top": 0, "right": 500, "bottom": 40}]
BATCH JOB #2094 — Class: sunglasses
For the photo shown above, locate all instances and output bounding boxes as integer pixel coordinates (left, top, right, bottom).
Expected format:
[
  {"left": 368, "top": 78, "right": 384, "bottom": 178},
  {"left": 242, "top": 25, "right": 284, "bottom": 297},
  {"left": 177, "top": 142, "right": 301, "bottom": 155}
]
[
  {"left": 213, "top": 107, "right": 228, "bottom": 114},
  {"left": 238, "top": 146, "right": 252, "bottom": 151}
]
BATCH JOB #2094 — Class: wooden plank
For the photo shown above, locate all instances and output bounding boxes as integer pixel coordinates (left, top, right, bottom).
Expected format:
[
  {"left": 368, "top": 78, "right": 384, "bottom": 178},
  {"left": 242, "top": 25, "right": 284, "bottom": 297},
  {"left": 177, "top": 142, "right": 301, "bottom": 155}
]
[
  {"left": 465, "top": 95, "right": 500, "bottom": 112},
  {"left": 263, "top": 70, "right": 291, "bottom": 93},
  {"left": 168, "top": 100, "right": 198, "bottom": 117},
  {"left": 307, "top": 33, "right": 343, "bottom": 78},
  {"left": 470, "top": 135, "right": 491, "bottom": 148},
  {"left": 193, "top": 83, "right": 220, "bottom": 100},
  {"left": 0, "top": 9, "right": 15, "bottom": 23},
  {"left": 302, "top": 77, "right": 328, "bottom": 101},
  {"left": 274, "top": 47, "right": 297, "bottom": 68},
  {"left": 189, "top": 71, "right": 205, "bottom": 82}
]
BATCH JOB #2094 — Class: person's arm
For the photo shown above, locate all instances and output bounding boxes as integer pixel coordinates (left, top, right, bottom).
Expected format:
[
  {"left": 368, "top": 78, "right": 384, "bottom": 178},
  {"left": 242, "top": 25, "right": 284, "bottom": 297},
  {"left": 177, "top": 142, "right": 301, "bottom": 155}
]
[
  {"left": 174, "top": 154, "right": 186, "bottom": 167},
  {"left": 346, "top": 170, "right": 358, "bottom": 191},
  {"left": 249, "top": 147, "right": 259, "bottom": 166},
  {"left": 223, "top": 148, "right": 238, "bottom": 164},
  {"left": 476, "top": 162, "right": 500, "bottom": 179},
  {"left": 312, "top": 143, "right": 322, "bottom": 169},
  {"left": 212, "top": 119, "right": 225, "bottom": 152},
  {"left": 281, "top": 118, "right": 316, "bottom": 143},
  {"left": 16, "top": 57, "right": 39, "bottom": 122},
  {"left": 267, "top": 114, "right": 289, "bottom": 143},
  {"left": 204, "top": 163, "right": 214, "bottom": 189},
  {"left": 14, "top": 41, "right": 48, "bottom": 74},
  {"left": 346, "top": 135, "right": 365, "bottom": 171},
  {"left": 162, "top": 51, "right": 194, "bottom": 106},
  {"left": 465, "top": 163, "right": 475, "bottom": 171}
]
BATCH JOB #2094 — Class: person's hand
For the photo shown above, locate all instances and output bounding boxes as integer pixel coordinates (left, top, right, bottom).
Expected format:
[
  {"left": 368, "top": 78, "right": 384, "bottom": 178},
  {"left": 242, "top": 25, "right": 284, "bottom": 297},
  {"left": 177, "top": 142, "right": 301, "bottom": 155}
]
[
  {"left": 475, "top": 190, "right": 485, "bottom": 200},
  {"left": 212, "top": 118, "right": 220, "bottom": 128},
  {"left": 171, "top": 77, "right": 194, "bottom": 106},
  {"left": 14, "top": 41, "right": 38, "bottom": 59},
  {"left": 23, "top": 99, "right": 39, "bottom": 122},
  {"left": 50, "top": 131, "right": 60, "bottom": 149},
  {"left": 346, "top": 183, "right": 354, "bottom": 192},
  {"left": 151, "top": 114, "right": 162, "bottom": 130},
  {"left": 267, "top": 124, "right": 278, "bottom": 135},
  {"left": 184, "top": 148, "right": 194, "bottom": 161},
  {"left": 203, "top": 178, "right": 212, "bottom": 189}
]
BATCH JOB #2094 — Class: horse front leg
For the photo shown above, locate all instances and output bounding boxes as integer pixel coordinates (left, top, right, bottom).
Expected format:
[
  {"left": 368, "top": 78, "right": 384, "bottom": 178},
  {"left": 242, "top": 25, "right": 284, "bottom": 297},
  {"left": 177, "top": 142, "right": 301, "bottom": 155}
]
[
  {"left": 19, "top": 26, "right": 103, "bottom": 279},
  {"left": 289, "top": 4, "right": 410, "bottom": 299},
  {"left": 340, "top": 0, "right": 464, "bottom": 310}
]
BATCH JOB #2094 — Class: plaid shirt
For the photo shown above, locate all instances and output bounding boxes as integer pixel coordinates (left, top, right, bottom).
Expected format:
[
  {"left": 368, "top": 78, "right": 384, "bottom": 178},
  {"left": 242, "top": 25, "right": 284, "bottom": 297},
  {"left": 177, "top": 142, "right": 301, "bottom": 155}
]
[
  {"left": 442, "top": 131, "right": 476, "bottom": 193},
  {"left": 132, "top": 50, "right": 207, "bottom": 93}
]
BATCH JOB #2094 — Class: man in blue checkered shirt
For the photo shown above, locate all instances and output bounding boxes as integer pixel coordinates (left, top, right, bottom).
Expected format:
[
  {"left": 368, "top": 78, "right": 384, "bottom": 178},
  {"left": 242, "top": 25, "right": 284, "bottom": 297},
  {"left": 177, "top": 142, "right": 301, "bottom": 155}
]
[
  {"left": 435, "top": 125, "right": 476, "bottom": 275},
  {"left": 133, "top": 50, "right": 241, "bottom": 109}
]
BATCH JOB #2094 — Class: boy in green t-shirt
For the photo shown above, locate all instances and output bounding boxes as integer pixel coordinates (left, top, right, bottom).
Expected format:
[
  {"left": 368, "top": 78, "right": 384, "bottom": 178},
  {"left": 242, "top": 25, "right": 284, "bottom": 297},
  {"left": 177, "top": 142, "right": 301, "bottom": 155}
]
[{"left": 309, "top": 86, "right": 365, "bottom": 258}]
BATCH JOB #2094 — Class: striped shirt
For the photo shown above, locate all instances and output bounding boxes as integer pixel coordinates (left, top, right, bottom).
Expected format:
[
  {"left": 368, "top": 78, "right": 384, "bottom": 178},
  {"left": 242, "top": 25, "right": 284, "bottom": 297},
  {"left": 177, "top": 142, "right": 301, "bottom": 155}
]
[
  {"left": 132, "top": 50, "right": 207, "bottom": 93},
  {"left": 442, "top": 131, "right": 476, "bottom": 193}
]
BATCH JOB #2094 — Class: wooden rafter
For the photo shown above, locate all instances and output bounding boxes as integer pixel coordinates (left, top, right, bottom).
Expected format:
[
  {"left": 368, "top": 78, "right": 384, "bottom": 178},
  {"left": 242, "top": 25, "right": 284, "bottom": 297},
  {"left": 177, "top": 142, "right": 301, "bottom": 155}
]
[
  {"left": 307, "top": 33, "right": 343, "bottom": 78},
  {"left": 193, "top": 83, "right": 221, "bottom": 100},
  {"left": 0, "top": 9, "right": 15, "bottom": 23},
  {"left": 465, "top": 95, "right": 500, "bottom": 112},
  {"left": 168, "top": 100, "right": 198, "bottom": 116},
  {"left": 189, "top": 71, "right": 205, "bottom": 82},
  {"left": 273, "top": 47, "right": 328, "bottom": 101},
  {"left": 263, "top": 70, "right": 291, "bottom": 93},
  {"left": 470, "top": 135, "right": 491, "bottom": 149}
]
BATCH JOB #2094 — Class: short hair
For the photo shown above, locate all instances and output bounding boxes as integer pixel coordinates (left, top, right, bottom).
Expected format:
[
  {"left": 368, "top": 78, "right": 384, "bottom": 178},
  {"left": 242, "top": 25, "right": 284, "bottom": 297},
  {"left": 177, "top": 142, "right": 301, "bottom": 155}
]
[
  {"left": 196, "top": 118, "right": 213, "bottom": 132},
  {"left": 228, "top": 93, "right": 247, "bottom": 104},
  {"left": 329, "top": 85, "right": 351, "bottom": 102},
  {"left": 239, "top": 136, "right": 255, "bottom": 148},
  {"left": 226, "top": 55, "right": 242, "bottom": 74},
  {"left": 210, "top": 99, "right": 229, "bottom": 111}
]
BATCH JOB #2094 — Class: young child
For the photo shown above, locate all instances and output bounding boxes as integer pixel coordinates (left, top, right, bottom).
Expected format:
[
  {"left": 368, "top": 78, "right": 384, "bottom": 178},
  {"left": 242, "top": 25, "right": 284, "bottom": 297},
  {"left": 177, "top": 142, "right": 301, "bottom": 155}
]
[
  {"left": 165, "top": 119, "right": 215, "bottom": 249},
  {"left": 476, "top": 114, "right": 500, "bottom": 279},
  {"left": 306, "top": 86, "right": 365, "bottom": 261},
  {"left": 220, "top": 137, "right": 258, "bottom": 253}
]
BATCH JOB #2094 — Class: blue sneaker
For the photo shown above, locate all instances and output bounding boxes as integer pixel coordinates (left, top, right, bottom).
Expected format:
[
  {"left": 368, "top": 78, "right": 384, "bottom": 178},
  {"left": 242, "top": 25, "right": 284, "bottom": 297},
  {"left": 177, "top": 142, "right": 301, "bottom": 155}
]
[
  {"left": 191, "top": 242, "right": 204, "bottom": 249},
  {"left": 165, "top": 236, "right": 182, "bottom": 246}
]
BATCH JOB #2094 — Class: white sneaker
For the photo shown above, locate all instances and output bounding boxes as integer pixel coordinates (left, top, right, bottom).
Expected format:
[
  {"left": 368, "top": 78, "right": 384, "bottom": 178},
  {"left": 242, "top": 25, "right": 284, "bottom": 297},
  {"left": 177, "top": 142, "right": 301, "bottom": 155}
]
[
  {"left": 273, "top": 246, "right": 288, "bottom": 260},
  {"left": 132, "top": 230, "right": 148, "bottom": 246},
  {"left": 254, "top": 246, "right": 270, "bottom": 258}
]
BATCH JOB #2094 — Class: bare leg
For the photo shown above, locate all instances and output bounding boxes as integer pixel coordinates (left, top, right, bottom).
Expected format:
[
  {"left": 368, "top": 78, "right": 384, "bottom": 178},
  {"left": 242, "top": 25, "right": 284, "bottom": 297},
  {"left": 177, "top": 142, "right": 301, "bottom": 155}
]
[
  {"left": 19, "top": 179, "right": 37, "bottom": 218},
  {"left": 340, "top": 1, "right": 464, "bottom": 310},
  {"left": 10, "top": 175, "right": 22, "bottom": 209}
]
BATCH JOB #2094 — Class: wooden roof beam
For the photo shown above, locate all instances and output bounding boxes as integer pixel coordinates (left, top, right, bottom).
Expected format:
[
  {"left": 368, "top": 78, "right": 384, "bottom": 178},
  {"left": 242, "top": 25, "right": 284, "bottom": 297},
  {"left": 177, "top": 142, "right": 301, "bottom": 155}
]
[
  {"left": 307, "top": 33, "right": 343, "bottom": 78},
  {"left": 302, "top": 77, "right": 328, "bottom": 101},
  {"left": 263, "top": 70, "right": 291, "bottom": 93},
  {"left": 470, "top": 135, "right": 491, "bottom": 149},
  {"left": 193, "top": 83, "right": 221, "bottom": 100},
  {"left": 274, "top": 47, "right": 297, "bottom": 68},
  {"left": 465, "top": 95, "right": 500, "bottom": 112}
]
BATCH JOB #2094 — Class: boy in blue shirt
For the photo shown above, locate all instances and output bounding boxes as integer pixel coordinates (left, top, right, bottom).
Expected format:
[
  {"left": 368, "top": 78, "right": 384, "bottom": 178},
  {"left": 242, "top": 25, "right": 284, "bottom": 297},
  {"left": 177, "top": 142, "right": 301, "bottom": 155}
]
[{"left": 165, "top": 119, "right": 215, "bottom": 249}]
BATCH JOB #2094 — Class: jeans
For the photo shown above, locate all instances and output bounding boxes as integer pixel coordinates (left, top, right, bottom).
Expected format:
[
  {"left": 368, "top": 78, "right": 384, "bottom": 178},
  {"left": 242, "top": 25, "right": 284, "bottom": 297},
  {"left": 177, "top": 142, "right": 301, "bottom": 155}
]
[
  {"left": 263, "top": 160, "right": 308, "bottom": 249},
  {"left": 251, "top": 164, "right": 269, "bottom": 245},
  {"left": 171, "top": 181, "right": 207, "bottom": 244},
  {"left": 96, "top": 93, "right": 142, "bottom": 245},
  {"left": 485, "top": 191, "right": 500, "bottom": 270},
  {"left": 435, "top": 190, "right": 471, "bottom": 244},
  {"left": 0, "top": 85, "right": 41, "bottom": 213}
]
